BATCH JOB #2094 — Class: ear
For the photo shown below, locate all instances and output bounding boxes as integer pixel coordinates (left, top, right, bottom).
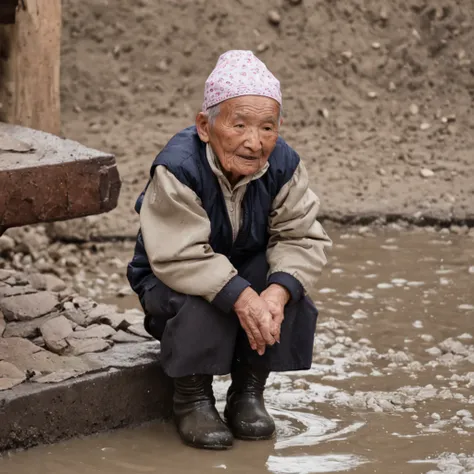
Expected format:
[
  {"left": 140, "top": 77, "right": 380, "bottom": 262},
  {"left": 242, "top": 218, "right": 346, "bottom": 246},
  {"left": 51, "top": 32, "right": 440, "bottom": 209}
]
[{"left": 196, "top": 112, "right": 211, "bottom": 143}]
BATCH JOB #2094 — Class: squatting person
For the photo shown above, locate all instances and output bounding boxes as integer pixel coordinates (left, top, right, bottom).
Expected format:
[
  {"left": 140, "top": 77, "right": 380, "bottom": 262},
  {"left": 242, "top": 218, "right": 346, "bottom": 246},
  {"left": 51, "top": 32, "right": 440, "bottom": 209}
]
[{"left": 127, "top": 50, "right": 332, "bottom": 450}]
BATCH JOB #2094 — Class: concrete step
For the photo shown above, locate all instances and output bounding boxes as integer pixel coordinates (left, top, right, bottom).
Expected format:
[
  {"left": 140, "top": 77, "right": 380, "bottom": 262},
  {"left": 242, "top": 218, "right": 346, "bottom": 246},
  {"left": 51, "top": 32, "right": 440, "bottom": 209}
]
[{"left": 0, "top": 123, "right": 121, "bottom": 232}]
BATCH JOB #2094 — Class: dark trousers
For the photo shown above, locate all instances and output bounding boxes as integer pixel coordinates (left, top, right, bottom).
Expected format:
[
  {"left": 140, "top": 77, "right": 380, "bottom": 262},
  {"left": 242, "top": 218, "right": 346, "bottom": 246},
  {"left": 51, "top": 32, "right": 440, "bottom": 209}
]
[{"left": 140, "top": 253, "right": 318, "bottom": 378}]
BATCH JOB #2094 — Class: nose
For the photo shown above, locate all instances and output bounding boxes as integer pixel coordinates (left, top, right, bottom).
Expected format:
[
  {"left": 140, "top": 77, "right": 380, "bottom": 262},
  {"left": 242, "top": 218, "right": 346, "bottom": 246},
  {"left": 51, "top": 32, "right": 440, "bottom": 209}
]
[{"left": 243, "top": 127, "right": 262, "bottom": 153}]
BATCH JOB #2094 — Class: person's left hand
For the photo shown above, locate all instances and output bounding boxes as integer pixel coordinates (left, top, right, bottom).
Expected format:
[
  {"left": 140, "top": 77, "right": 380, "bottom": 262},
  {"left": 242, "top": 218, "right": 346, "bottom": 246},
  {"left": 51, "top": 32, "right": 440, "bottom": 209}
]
[{"left": 260, "top": 284, "right": 290, "bottom": 343}]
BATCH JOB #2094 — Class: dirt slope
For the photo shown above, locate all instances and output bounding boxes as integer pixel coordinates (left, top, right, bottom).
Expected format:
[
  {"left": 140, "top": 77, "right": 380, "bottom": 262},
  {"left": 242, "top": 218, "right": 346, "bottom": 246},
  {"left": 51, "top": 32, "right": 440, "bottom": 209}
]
[{"left": 59, "top": 0, "right": 474, "bottom": 238}]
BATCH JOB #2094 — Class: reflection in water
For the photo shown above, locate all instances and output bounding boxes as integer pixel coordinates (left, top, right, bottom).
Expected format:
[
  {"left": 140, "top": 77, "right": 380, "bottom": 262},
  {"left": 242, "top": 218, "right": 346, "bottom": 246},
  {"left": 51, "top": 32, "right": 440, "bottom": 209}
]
[
  {"left": 270, "top": 408, "right": 365, "bottom": 450},
  {"left": 266, "top": 454, "right": 367, "bottom": 474}
]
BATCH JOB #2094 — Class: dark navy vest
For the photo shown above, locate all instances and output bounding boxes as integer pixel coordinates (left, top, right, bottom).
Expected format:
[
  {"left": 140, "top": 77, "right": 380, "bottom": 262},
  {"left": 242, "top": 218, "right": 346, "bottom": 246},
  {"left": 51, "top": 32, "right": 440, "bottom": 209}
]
[{"left": 127, "top": 126, "right": 300, "bottom": 296}]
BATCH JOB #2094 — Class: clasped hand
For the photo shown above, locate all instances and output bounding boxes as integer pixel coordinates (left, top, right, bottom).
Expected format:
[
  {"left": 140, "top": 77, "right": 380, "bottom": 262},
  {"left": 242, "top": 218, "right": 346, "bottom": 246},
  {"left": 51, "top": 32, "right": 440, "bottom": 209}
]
[{"left": 233, "top": 284, "right": 290, "bottom": 355}]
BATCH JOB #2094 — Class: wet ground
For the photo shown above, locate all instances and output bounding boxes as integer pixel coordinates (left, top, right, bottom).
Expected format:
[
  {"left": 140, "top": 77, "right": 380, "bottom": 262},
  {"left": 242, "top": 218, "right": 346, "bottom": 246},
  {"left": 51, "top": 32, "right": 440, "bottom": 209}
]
[{"left": 1, "top": 226, "right": 473, "bottom": 473}]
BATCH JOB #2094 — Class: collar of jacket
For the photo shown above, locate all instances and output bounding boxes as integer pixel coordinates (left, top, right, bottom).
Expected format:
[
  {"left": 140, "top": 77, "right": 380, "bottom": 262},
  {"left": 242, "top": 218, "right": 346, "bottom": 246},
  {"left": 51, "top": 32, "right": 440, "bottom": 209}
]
[{"left": 206, "top": 144, "right": 270, "bottom": 193}]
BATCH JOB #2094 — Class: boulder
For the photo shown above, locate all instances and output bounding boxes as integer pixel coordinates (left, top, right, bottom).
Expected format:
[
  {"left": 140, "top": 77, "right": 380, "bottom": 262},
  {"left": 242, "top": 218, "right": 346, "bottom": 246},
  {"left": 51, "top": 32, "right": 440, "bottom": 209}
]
[{"left": 0, "top": 291, "right": 58, "bottom": 321}]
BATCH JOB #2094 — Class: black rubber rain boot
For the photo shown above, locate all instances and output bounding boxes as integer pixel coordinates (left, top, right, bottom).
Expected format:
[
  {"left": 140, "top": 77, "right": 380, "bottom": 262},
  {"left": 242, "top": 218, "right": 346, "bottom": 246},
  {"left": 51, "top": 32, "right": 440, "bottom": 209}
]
[
  {"left": 224, "top": 366, "right": 275, "bottom": 440},
  {"left": 173, "top": 375, "right": 234, "bottom": 450}
]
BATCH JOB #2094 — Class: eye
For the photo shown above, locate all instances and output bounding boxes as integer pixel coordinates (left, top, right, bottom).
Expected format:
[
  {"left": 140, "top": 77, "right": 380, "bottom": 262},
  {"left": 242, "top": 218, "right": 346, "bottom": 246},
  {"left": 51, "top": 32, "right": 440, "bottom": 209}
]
[
  {"left": 263, "top": 126, "right": 274, "bottom": 132},
  {"left": 234, "top": 123, "right": 245, "bottom": 129}
]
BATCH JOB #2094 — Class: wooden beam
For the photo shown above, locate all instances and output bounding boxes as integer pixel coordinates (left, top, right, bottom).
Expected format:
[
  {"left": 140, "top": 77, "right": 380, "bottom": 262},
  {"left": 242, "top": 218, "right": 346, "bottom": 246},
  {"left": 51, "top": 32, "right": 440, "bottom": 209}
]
[
  {"left": 0, "top": 1, "right": 19, "bottom": 24},
  {"left": 0, "top": 0, "right": 61, "bottom": 134}
]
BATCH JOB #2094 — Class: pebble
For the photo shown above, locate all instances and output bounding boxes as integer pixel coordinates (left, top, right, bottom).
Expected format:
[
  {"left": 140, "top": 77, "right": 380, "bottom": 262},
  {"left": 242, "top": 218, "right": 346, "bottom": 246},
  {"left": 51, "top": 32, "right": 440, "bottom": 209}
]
[
  {"left": 420, "top": 168, "right": 435, "bottom": 178},
  {"left": 456, "top": 410, "right": 472, "bottom": 418},
  {"left": 0, "top": 235, "right": 15, "bottom": 253},
  {"left": 352, "top": 309, "right": 368, "bottom": 320},
  {"left": 413, "top": 320, "right": 424, "bottom": 329},
  {"left": 409, "top": 104, "right": 419, "bottom": 115},
  {"left": 267, "top": 10, "right": 281, "bottom": 25},
  {"left": 341, "top": 50, "right": 353, "bottom": 60},
  {"left": 420, "top": 122, "right": 431, "bottom": 130},
  {"left": 469, "top": 266, "right": 474, "bottom": 274},
  {"left": 367, "top": 91, "right": 378, "bottom": 99},
  {"left": 388, "top": 81, "right": 396, "bottom": 92},
  {"left": 372, "top": 42, "right": 381, "bottom": 49}
]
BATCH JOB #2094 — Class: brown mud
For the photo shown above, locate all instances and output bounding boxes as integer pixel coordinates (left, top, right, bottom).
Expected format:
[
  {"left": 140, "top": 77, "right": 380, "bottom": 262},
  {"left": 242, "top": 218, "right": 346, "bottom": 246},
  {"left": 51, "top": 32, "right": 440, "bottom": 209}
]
[
  {"left": 58, "top": 0, "right": 474, "bottom": 239},
  {"left": 1, "top": 228, "right": 473, "bottom": 473}
]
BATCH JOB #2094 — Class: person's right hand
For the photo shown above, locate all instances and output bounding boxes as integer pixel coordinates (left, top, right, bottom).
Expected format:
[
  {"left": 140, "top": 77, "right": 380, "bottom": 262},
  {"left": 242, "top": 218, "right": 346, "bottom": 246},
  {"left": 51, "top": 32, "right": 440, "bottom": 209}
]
[{"left": 233, "top": 287, "right": 277, "bottom": 355}]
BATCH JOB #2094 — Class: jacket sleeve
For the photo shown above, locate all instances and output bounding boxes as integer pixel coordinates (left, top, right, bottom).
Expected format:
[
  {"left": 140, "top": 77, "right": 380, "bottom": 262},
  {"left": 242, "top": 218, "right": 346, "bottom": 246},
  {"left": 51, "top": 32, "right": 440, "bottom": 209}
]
[
  {"left": 266, "top": 160, "right": 332, "bottom": 302},
  {"left": 140, "top": 165, "right": 250, "bottom": 313}
]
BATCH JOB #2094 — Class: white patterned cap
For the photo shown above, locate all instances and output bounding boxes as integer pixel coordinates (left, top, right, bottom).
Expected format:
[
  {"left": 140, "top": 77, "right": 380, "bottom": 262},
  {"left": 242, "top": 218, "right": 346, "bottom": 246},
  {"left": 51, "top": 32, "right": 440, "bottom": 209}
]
[{"left": 202, "top": 50, "right": 282, "bottom": 111}]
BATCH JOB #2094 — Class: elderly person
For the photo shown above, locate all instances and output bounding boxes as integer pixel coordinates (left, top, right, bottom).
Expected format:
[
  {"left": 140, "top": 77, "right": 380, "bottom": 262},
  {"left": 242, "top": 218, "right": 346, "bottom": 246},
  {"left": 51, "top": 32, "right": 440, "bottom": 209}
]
[{"left": 127, "top": 50, "right": 331, "bottom": 450}]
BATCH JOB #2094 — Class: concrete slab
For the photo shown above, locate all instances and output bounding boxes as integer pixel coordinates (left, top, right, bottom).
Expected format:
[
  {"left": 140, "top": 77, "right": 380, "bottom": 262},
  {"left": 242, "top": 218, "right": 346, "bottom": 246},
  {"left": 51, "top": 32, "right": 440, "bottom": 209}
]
[
  {"left": 0, "top": 343, "right": 173, "bottom": 452},
  {"left": 0, "top": 123, "right": 121, "bottom": 231}
]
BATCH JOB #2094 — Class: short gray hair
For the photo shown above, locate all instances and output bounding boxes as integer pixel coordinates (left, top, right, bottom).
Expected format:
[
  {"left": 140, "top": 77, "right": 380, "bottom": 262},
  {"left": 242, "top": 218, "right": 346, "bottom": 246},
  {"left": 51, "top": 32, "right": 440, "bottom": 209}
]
[{"left": 205, "top": 103, "right": 283, "bottom": 127}]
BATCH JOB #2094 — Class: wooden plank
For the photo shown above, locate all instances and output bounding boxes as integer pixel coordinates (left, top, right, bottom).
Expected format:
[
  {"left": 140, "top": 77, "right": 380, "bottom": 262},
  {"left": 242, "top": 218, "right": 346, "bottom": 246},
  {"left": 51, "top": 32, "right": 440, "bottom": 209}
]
[
  {"left": 0, "top": 0, "right": 61, "bottom": 134},
  {"left": 0, "top": 123, "right": 121, "bottom": 230}
]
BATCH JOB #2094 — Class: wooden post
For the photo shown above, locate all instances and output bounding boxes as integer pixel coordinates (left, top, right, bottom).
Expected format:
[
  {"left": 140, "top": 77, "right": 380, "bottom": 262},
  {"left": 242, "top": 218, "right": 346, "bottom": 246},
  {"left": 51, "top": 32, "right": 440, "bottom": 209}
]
[{"left": 0, "top": 0, "right": 61, "bottom": 135}]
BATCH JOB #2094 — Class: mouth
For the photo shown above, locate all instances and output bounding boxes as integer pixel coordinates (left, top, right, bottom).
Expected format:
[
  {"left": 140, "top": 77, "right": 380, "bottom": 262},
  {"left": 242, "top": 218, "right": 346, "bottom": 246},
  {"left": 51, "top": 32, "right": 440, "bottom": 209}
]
[{"left": 237, "top": 155, "right": 259, "bottom": 161}]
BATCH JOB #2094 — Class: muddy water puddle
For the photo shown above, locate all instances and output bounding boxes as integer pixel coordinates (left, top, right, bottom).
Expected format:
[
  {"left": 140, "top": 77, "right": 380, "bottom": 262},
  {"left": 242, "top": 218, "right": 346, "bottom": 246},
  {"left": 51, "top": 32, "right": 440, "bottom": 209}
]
[{"left": 1, "top": 227, "right": 473, "bottom": 473}]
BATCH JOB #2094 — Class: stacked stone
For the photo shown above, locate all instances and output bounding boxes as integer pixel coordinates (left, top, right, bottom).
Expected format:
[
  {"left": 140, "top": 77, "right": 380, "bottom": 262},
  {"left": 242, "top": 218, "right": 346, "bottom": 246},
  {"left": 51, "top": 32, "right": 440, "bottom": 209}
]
[{"left": 0, "top": 268, "right": 151, "bottom": 391}]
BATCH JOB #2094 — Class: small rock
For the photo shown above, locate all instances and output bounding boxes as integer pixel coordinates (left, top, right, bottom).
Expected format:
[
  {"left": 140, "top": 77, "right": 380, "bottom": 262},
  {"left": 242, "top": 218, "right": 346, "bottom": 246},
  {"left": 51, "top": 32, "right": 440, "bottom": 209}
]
[
  {"left": 267, "top": 10, "right": 281, "bottom": 26},
  {"left": 112, "top": 330, "right": 147, "bottom": 344},
  {"left": 67, "top": 338, "right": 111, "bottom": 356},
  {"left": 62, "top": 302, "right": 88, "bottom": 327},
  {"left": 0, "top": 361, "right": 26, "bottom": 391},
  {"left": 256, "top": 42, "right": 269, "bottom": 53},
  {"left": 0, "top": 235, "right": 15, "bottom": 253},
  {"left": 0, "top": 310, "right": 5, "bottom": 336},
  {"left": 341, "top": 51, "right": 353, "bottom": 60},
  {"left": 127, "top": 324, "right": 152, "bottom": 339},
  {"left": 119, "top": 75, "right": 130, "bottom": 86},
  {"left": 33, "top": 369, "right": 83, "bottom": 384},
  {"left": 117, "top": 286, "right": 133, "bottom": 297},
  {"left": 68, "top": 324, "right": 116, "bottom": 340},
  {"left": 3, "top": 313, "right": 57, "bottom": 339},
  {"left": 40, "top": 316, "right": 74, "bottom": 354},
  {"left": 28, "top": 273, "right": 67, "bottom": 292},
  {"left": 420, "top": 122, "right": 431, "bottom": 130},
  {"left": 456, "top": 410, "right": 472, "bottom": 418},
  {"left": 0, "top": 292, "right": 58, "bottom": 322},
  {"left": 468, "top": 266, "right": 474, "bottom": 275},
  {"left": 426, "top": 347, "right": 442, "bottom": 357},
  {"left": 420, "top": 168, "right": 435, "bottom": 178},
  {"left": 367, "top": 91, "right": 378, "bottom": 99},
  {"left": 85, "top": 304, "right": 119, "bottom": 326},
  {"left": 388, "top": 81, "right": 396, "bottom": 92},
  {"left": 372, "top": 42, "right": 381, "bottom": 49},
  {"left": 318, "top": 108, "right": 329, "bottom": 119},
  {"left": 409, "top": 104, "right": 419, "bottom": 115},
  {"left": 351, "top": 309, "right": 368, "bottom": 320}
]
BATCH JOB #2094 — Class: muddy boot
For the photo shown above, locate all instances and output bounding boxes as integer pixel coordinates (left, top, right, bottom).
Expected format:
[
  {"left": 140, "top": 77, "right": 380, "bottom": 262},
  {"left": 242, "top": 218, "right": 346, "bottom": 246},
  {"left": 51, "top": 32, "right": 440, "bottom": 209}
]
[
  {"left": 224, "top": 366, "right": 275, "bottom": 440},
  {"left": 173, "top": 374, "right": 234, "bottom": 450}
]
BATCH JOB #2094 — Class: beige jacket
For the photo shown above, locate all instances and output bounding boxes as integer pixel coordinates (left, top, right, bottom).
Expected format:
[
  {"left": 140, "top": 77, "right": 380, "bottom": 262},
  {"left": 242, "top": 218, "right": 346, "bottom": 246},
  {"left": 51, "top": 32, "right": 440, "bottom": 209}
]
[{"left": 140, "top": 145, "right": 331, "bottom": 304}]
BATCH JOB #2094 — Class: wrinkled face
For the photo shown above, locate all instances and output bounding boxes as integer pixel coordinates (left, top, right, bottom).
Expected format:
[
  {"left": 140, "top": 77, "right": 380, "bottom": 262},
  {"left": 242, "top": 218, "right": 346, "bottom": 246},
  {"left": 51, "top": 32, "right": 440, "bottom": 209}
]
[{"left": 196, "top": 96, "right": 281, "bottom": 184}]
